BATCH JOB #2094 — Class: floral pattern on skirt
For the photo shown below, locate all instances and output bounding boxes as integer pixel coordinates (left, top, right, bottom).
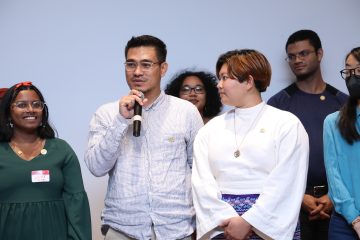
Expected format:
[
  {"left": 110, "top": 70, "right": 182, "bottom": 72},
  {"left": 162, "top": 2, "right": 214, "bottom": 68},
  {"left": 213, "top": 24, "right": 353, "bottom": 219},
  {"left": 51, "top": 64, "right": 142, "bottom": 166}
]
[{"left": 212, "top": 194, "right": 301, "bottom": 240}]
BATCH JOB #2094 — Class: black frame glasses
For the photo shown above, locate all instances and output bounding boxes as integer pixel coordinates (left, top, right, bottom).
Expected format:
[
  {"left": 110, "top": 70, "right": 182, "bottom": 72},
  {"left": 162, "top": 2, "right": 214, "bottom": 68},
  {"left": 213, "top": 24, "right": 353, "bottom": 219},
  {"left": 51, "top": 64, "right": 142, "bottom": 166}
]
[
  {"left": 340, "top": 67, "right": 360, "bottom": 80},
  {"left": 180, "top": 85, "right": 205, "bottom": 95}
]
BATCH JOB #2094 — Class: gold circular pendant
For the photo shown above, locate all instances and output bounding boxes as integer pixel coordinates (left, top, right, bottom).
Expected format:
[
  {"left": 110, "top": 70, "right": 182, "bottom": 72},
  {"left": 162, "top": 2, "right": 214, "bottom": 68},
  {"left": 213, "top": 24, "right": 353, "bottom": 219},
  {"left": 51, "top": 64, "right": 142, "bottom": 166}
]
[{"left": 40, "top": 149, "right": 47, "bottom": 155}]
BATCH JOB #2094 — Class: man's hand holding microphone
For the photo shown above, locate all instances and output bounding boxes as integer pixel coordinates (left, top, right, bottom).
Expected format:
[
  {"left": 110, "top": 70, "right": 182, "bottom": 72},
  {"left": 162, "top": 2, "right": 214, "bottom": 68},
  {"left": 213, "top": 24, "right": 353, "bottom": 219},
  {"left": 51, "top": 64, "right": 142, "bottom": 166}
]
[{"left": 119, "top": 89, "right": 147, "bottom": 137}]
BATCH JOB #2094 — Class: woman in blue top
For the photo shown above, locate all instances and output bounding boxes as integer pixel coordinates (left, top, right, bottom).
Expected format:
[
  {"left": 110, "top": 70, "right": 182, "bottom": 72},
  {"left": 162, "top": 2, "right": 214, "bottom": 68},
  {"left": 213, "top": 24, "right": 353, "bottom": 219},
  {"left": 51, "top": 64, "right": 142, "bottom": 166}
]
[{"left": 324, "top": 47, "right": 360, "bottom": 239}]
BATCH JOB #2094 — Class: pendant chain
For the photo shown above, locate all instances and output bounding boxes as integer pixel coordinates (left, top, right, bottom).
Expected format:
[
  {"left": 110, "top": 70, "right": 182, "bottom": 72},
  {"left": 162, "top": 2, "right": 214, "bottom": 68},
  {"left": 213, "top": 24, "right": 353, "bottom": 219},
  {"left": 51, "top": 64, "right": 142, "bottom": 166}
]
[
  {"left": 10, "top": 138, "right": 47, "bottom": 160},
  {"left": 233, "top": 104, "right": 266, "bottom": 158}
]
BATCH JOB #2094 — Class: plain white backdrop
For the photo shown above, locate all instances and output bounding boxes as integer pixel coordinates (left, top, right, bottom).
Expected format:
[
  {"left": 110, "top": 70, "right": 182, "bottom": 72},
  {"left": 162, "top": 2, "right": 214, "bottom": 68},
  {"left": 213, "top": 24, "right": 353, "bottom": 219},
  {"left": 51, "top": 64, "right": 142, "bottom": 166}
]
[{"left": 1, "top": 1, "right": 359, "bottom": 239}]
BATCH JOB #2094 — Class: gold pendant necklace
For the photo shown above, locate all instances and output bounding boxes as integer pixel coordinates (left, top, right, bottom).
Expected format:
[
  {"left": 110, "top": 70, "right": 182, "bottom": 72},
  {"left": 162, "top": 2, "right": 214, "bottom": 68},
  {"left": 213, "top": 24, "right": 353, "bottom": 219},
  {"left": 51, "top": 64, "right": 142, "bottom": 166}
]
[
  {"left": 233, "top": 104, "right": 266, "bottom": 158},
  {"left": 10, "top": 139, "right": 47, "bottom": 159}
]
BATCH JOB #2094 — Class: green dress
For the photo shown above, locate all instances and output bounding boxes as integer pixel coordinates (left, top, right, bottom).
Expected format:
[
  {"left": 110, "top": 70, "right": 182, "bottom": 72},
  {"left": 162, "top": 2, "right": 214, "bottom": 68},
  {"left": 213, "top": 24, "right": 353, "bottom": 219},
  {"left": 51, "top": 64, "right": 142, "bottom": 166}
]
[{"left": 0, "top": 138, "right": 91, "bottom": 240}]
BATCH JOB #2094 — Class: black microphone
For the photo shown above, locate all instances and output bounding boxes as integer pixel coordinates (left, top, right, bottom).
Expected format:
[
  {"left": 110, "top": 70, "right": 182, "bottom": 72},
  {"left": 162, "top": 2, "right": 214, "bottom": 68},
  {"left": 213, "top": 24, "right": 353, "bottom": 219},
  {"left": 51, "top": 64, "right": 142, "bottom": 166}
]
[{"left": 133, "top": 93, "right": 144, "bottom": 137}]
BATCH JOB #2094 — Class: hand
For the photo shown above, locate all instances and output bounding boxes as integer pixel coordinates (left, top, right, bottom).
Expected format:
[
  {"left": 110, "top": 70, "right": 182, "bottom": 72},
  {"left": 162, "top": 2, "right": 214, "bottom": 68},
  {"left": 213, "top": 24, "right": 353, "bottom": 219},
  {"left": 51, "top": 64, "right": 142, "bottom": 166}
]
[
  {"left": 353, "top": 219, "right": 360, "bottom": 238},
  {"left": 219, "top": 216, "right": 252, "bottom": 240},
  {"left": 302, "top": 194, "right": 318, "bottom": 214},
  {"left": 302, "top": 194, "right": 326, "bottom": 221},
  {"left": 119, "top": 89, "right": 147, "bottom": 119},
  {"left": 315, "top": 194, "right": 332, "bottom": 220}
]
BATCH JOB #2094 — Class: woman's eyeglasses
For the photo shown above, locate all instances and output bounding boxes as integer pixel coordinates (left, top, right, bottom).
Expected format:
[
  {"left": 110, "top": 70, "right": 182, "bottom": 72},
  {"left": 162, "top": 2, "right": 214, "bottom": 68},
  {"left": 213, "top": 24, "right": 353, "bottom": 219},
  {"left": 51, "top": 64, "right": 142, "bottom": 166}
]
[
  {"left": 180, "top": 85, "right": 205, "bottom": 95},
  {"left": 12, "top": 100, "right": 45, "bottom": 111},
  {"left": 340, "top": 67, "right": 360, "bottom": 80}
]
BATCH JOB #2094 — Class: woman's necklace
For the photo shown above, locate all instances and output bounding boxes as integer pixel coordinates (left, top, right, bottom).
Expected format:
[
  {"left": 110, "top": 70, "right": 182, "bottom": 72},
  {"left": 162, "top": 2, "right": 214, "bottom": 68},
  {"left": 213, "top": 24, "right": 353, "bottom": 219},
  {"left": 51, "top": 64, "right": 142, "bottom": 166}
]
[
  {"left": 233, "top": 104, "right": 266, "bottom": 158},
  {"left": 10, "top": 138, "right": 47, "bottom": 160}
]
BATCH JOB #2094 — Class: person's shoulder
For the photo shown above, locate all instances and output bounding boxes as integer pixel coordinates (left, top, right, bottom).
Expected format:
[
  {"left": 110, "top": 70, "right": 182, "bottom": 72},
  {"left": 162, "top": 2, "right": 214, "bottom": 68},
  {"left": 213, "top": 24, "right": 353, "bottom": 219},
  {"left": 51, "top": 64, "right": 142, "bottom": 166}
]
[
  {"left": 97, "top": 100, "right": 118, "bottom": 111},
  {"left": 167, "top": 94, "right": 191, "bottom": 105},
  {"left": 93, "top": 100, "right": 119, "bottom": 117},
  {"left": 266, "top": 104, "right": 301, "bottom": 123},
  {"left": 267, "top": 83, "right": 296, "bottom": 106},
  {"left": 166, "top": 94, "right": 198, "bottom": 111},
  {"left": 203, "top": 109, "right": 230, "bottom": 127},
  {"left": 47, "top": 138, "right": 77, "bottom": 155},
  {"left": 325, "top": 83, "right": 348, "bottom": 98},
  {"left": 323, "top": 111, "right": 341, "bottom": 133},
  {"left": 0, "top": 141, "right": 8, "bottom": 149},
  {"left": 46, "top": 138, "right": 71, "bottom": 148},
  {"left": 324, "top": 111, "right": 340, "bottom": 123}
]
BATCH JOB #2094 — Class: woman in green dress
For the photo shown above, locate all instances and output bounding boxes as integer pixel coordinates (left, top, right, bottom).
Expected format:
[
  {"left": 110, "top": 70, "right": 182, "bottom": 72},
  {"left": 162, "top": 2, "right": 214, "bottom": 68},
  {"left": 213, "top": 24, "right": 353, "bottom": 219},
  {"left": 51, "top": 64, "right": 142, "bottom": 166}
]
[{"left": 0, "top": 82, "right": 91, "bottom": 240}]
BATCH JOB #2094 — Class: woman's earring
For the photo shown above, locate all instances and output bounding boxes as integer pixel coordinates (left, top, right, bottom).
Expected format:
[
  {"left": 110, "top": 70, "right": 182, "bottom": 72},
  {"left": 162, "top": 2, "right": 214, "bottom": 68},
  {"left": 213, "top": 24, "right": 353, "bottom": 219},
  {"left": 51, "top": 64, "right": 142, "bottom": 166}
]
[{"left": 9, "top": 121, "right": 13, "bottom": 128}]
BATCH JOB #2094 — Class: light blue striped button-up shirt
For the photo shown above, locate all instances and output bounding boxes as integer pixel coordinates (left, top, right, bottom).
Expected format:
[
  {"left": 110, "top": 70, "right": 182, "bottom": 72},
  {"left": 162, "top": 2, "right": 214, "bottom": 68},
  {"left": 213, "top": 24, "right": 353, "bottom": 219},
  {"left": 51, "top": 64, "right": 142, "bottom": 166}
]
[{"left": 85, "top": 91, "right": 203, "bottom": 239}]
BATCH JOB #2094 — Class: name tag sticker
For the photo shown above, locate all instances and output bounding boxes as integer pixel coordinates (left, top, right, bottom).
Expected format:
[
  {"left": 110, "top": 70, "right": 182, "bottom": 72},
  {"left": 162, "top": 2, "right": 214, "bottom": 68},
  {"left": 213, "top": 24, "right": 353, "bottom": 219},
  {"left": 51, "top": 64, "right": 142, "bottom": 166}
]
[{"left": 31, "top": 170, "right": 50, "bottom": 183}]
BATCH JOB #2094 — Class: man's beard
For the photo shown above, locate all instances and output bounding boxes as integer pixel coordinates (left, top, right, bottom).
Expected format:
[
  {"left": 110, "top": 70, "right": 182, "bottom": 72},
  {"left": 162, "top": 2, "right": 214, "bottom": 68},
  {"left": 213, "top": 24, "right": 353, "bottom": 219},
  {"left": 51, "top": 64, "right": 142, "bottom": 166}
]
[{"left": 294, "top": 67, "right": 318, "bottom": 82}]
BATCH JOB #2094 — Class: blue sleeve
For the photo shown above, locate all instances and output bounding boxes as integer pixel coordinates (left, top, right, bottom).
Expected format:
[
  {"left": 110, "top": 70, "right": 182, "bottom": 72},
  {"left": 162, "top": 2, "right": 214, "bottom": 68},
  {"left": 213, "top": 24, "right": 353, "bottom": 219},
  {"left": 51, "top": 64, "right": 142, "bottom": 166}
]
[{"left": 323, "top": 114, "right": 360, "bottom": 224}]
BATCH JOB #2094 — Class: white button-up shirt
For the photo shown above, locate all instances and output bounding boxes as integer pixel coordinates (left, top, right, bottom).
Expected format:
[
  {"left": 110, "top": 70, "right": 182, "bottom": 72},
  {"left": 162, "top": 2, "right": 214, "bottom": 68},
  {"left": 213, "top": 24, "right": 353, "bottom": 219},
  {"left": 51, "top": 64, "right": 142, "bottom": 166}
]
[{"left": 85, "top": 91, "right": 203, "bottom": 240}]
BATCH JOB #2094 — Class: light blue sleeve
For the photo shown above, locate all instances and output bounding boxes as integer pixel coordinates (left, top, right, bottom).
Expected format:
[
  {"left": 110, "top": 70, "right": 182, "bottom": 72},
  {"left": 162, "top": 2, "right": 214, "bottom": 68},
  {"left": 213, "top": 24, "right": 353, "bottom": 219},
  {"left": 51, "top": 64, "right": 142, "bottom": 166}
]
[{"left": 323, "top": 113, "right": 360, "bottom": 224}]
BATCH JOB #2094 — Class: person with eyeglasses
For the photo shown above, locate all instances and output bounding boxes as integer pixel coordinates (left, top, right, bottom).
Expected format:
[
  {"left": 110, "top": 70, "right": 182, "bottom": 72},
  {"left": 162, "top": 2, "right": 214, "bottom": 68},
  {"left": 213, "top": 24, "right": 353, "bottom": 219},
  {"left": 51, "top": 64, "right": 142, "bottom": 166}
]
[
  {"left": 165, "top": 70, "right": 222, "bottom": 124},
  {"left": 268, "top": 29, "right": 348, "bottom": 240},
  {"left": 323, "top": 47, "right": 360, "bottom": 239},
  {"left": 84, "top": 35, "right": 203, "bottom": 240},
  {"left": 192, "top": 49, "right": 309, "bottom": 240},
  {"left": 0, "top": 82, "right": 92, "bottom": 240}
]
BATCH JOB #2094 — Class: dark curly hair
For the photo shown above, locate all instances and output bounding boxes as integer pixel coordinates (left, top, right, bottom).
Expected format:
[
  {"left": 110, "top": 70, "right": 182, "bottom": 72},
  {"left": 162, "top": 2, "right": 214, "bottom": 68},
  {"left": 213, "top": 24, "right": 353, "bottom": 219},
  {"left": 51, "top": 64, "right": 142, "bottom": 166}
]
[
  {"left": 0, "top": 82, "right": 56, "bottom": 142},
  {"left": 165, "top": 70, "right": 222, "bottom": 118}
]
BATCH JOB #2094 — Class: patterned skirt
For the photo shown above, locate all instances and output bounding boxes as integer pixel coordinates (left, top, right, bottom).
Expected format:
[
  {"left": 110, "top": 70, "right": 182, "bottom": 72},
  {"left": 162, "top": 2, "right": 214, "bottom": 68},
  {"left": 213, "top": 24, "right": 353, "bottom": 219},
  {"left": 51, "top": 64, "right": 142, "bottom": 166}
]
[{"left": 212, "top": 194, "right": 301, "bottom": 240}]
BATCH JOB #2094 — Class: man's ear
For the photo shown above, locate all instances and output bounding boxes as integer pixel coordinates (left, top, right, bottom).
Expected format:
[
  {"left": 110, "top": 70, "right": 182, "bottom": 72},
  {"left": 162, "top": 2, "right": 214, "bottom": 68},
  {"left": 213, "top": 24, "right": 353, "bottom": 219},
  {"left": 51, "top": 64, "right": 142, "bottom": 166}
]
[
  {"left": 160, "top": 62, "right": 168, "bottom": 77},
  {"left": 317, "top": 48, "right": 323, "bottom": 61}
]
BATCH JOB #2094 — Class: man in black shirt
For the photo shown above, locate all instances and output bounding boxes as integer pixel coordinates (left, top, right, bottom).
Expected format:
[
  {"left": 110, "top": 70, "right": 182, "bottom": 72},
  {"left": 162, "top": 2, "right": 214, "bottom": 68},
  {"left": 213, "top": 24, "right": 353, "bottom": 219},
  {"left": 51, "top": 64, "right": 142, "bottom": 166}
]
[{"left": 268, "top": 29, "right": 348, "bottom": 240}]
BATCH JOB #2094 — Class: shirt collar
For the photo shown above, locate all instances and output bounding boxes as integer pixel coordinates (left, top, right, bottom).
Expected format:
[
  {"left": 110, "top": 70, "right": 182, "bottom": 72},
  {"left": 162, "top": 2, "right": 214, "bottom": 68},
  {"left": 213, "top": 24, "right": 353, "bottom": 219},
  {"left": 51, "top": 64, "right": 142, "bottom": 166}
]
[{"left": 144, "top": 91, "right": 165, "bottom": 111}]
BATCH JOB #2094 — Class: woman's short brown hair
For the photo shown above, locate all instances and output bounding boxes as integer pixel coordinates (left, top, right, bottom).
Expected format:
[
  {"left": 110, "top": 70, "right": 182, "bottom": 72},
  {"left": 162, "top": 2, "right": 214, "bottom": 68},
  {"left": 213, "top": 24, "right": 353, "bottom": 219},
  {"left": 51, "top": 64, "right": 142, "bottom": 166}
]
[{"left": 226, "top": 49, "right": 271, "bottom": 92}]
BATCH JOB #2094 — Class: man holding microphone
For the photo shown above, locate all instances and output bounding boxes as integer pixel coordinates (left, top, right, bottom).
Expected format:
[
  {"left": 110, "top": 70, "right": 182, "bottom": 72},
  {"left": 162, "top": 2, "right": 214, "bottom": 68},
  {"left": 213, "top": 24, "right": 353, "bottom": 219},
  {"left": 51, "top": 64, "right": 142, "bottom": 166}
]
[{"left": 85, "top": 35, "right": 203, "bottom": 240}]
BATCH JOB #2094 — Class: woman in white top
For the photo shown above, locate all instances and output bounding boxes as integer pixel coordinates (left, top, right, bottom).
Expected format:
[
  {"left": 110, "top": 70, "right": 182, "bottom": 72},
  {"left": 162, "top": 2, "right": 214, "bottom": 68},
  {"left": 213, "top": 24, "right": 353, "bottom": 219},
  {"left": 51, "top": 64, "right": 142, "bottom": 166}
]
[{"left": 192, "top": 49, "right": 309, "bottom": 240}]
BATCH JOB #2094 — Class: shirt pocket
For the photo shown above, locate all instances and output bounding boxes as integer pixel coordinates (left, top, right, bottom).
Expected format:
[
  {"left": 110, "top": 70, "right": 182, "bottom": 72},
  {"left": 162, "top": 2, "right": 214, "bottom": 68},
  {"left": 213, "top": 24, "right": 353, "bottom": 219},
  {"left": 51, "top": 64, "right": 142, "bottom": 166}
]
[
  {"left": 160, "top": 133, "right": 186, "bottom": 160},
  {"left": 150, "top": 133, "right": 186, "bottom": 169}
]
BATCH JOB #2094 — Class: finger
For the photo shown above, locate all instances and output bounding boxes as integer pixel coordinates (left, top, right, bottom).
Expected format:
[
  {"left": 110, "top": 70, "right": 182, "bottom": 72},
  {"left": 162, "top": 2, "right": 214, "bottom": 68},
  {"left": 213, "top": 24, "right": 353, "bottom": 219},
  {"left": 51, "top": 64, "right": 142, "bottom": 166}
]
[
  {"left": 219, "top": 219, "right": 230, "bottom": 227},
  {"left": 132, "top": 95, "right": 145, "bottom": 106},
  {"left": 130, "top": 89, "right": 145, "bottom": 99},
  {"left": 126, "top": 90, "right": 141, "bottom": 105},
  {"left": 316, "top": 198, "right": 328, "bottom": 204},
  {"left": 121, "top": 98, "right": 135, "bottom": 108},
  {"left": 319, "top": 211, "right": 330, "bottom": 218},
  {"left": 310, "top": 204, "right": 323, "bottom": 215}
]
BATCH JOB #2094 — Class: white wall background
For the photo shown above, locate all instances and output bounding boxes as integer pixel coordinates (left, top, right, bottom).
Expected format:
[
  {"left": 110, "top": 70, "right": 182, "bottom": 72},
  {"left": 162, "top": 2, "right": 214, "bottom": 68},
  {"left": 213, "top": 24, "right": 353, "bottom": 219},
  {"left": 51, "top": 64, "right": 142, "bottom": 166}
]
[{"left": 1, "top": 1, "right": 359, "bottom": 239}]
